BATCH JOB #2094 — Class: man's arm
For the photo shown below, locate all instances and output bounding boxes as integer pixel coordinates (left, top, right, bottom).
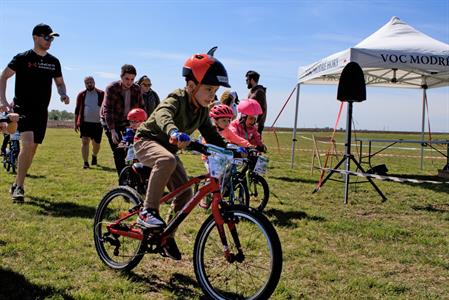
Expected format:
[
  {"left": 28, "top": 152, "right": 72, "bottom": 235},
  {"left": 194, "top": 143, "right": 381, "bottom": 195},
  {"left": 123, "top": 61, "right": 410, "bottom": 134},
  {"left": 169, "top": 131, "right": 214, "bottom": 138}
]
[
  {"left": 0, "top": 67, "right": 16, "bottom": 112},
  {"left": 54, "top": 76, "right": 70, "bottom": 104}
]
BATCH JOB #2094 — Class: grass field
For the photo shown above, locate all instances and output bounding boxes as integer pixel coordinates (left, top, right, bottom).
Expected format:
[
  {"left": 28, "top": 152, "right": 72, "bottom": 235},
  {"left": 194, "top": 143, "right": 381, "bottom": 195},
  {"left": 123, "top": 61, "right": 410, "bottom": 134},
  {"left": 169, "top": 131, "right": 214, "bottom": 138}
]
[{"left": 1, "top": 128, "right": 448, "bottom": 299}]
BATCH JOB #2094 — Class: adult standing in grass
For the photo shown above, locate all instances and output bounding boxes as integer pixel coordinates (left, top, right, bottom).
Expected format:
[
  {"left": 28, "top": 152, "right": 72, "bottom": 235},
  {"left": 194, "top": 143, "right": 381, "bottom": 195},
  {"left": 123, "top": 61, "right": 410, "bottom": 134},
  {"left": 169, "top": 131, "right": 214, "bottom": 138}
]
[
  {"left": 0, "top": 23, "right": 70, "bottom": 202},
  {"left": 245, "top": 70, "right": 267, "bottom": 135},
  {"left": 137, "top": 75, "right": 160, "bottom": 117},
  {"left": 100, "top": 64, "right": 143, "bottom": 178},
  {"left": 75, "top": 76, "right": 105, "bottom": 169}
]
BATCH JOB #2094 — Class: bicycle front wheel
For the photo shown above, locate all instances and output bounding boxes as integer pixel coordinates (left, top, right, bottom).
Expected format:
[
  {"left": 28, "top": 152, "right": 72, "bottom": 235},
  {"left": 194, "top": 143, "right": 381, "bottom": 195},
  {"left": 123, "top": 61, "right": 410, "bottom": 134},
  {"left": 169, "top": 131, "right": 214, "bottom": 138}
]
[
  {"left": 194, "top": 206, "right": 282, "bottom": 300},
  {"left": 226, "top": 178, "right": 250, "bottom": 207},
  {"left": 248, "top": 174, "right": 270, "bottom": 211},
  {"left": 93, "top": 186, "right": 145, "bottom": 272}
]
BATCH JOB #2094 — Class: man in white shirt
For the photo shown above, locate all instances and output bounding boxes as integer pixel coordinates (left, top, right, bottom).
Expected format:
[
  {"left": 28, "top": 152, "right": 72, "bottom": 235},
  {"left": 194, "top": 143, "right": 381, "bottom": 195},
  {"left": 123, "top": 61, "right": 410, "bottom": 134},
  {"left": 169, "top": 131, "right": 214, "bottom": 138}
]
[{"left": 75, "top": 76, "right": 104, "bottom": 169}]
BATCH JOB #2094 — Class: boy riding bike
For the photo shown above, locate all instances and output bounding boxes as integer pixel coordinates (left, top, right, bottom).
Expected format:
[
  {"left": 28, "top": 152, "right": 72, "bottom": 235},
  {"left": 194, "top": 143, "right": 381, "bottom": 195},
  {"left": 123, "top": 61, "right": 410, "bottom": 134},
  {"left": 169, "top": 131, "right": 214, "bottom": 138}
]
[
  {"left": 133, "top": 53, "right": 231, "bottom": 260},
  {"left": 120, "top": 108, "right": 147, "bottom": 162}
]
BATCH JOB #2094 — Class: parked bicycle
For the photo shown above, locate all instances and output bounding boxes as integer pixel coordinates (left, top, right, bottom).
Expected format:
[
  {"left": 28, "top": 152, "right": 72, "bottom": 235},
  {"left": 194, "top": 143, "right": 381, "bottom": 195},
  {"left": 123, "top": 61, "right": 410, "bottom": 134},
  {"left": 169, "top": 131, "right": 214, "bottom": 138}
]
[{"left": 94, "top": 142, "right": 282, "bottom": 300}]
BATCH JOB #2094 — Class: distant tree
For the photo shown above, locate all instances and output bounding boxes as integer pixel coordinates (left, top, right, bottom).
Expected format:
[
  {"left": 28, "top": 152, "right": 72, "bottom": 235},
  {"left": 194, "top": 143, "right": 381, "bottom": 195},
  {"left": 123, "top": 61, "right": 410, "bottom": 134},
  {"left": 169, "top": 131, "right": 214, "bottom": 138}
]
[{"left": 48, "top": 110, "right": 74, "bottom": 121}]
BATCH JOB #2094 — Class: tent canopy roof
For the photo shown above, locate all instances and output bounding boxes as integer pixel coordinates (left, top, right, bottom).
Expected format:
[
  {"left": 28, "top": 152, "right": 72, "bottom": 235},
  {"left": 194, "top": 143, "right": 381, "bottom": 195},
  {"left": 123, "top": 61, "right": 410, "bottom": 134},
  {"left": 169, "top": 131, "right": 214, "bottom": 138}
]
[{"left": 298, "top": 17, "right": 449, "bottom": 89}]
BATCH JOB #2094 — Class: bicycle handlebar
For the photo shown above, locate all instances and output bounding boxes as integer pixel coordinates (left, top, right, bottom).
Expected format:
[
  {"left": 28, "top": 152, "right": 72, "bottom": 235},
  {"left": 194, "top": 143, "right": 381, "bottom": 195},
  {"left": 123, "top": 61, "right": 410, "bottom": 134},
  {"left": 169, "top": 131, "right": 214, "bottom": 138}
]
[{"left": 186, "top": 140, "right": 247, "bottom": 158}]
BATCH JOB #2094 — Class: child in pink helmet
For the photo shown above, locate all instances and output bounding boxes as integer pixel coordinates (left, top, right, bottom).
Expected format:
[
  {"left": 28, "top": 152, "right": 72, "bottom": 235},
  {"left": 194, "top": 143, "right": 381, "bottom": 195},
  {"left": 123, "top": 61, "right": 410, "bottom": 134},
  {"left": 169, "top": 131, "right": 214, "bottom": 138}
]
[
  {"left": 229, "top": 99, "right": 267, "bottom": 152},
  {"left": 209, "top": 104, "right": 253, "bottom": 148}
]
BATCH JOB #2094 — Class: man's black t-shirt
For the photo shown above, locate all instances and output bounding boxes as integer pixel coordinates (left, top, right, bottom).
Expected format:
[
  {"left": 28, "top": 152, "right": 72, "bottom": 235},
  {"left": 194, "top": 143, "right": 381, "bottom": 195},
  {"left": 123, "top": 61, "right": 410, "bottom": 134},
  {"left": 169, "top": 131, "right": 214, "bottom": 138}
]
[{"left": 8, "top": 49, "right": 62, "bottom": 112}]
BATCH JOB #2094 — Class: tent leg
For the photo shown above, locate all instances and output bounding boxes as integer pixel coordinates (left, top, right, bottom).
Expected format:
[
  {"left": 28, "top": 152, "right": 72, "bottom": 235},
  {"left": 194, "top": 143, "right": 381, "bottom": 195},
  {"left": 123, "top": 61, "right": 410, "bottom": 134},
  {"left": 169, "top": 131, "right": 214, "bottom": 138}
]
[
  {"left": 291, "top": 83, "right": 301, "bottom": 168},
  {"left": 420, "top": 87, "right": 427, "bottom": 170}
]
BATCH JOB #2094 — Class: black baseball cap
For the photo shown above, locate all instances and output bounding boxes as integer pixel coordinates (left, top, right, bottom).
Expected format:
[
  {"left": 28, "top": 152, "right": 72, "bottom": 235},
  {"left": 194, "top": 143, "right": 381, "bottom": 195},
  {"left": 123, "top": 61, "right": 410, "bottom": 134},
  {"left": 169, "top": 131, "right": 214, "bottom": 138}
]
[{"left": 32, "top": 23, "right": 60, "bottom": 37}]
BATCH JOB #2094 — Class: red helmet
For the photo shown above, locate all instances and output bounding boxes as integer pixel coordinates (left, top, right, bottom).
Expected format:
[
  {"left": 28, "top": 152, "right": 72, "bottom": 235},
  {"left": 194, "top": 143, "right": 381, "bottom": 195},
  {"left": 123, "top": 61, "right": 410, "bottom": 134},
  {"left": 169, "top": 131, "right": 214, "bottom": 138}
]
[
  {"left": 237, "top": 99, "right": 263, "bottom": 116},
  {"left": 182, "top": 54, "right": 231, "bottom": 87},
  {"left": 127, "top": 108, "right": 148, "bottom": 122},
  {"left": 209, "top": 104, "right": 234, "bottom": 119}
]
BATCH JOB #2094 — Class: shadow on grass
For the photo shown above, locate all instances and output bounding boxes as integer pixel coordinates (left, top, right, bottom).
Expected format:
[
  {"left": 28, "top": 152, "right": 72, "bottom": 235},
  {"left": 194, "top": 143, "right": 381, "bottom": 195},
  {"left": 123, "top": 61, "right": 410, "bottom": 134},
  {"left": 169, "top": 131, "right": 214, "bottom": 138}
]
[
  {"left": 388, "top": 173, "right": 449, "bottom": 194},
  {"left": 411, "top": 203, "right": 449, "bottom": 213},
  {"left": 96, "top": 164, "right": 117, "bottom": 173},
  {"left": 25, "top": 196, "right": 96, "bottom": 219},
  {"left": 264, "top": 208, "right": 325, "bottom": 228},
  {"left": 25, "top": 174, "right": 46, "bottom": 179},
  {"left": 271, "top": 176, "right": 317, "bottom": 185},
  {"left": 126, "top": 272, "right": 203, "bottom": 299},
  {"left": 0, "top": 268, "right": 74, "bottom": 300}
]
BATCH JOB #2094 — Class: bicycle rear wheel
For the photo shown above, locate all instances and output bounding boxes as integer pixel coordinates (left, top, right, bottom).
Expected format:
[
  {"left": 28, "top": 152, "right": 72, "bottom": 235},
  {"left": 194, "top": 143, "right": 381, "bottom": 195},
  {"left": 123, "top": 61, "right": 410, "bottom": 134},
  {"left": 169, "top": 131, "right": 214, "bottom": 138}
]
[
  {"left": 93, "top": 186, "right": 145, "bottom": 271},
  {"left": 194, "top": 206, "right": 282, "bottom": 300},
  {"left": 248, "top": 174, "right": 269, "bottom": 211}
]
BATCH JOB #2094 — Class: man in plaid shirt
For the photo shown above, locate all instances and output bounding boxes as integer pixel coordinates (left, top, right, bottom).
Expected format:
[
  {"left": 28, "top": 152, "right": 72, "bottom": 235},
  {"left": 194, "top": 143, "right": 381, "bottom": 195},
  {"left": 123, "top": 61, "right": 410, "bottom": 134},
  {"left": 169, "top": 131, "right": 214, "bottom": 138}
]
[{"left": 100, "top": 64, "right": 144, "bottom": 177}]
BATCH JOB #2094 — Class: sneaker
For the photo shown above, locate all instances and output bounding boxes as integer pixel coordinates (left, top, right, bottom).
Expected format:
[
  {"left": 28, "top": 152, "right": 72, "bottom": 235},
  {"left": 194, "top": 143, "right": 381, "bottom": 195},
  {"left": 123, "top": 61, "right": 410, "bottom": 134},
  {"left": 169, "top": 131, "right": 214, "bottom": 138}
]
[
  {"left": 10, "top": 183, "right": 17, "bottom": 195},
  {"left": 12, "top": 186, "right": 25, "bottom": 202},
  {"left": 137, "top": 209, "right": 166, "bottom": 229},
  {"left": 91, "top": 155, "right": 97, "bottom": 166},
  {"left": 163, "top": 237, "right": 181, "bottom": 260},
  {"left": 83, "top": 162, "right": 89, "bottom": 169}
]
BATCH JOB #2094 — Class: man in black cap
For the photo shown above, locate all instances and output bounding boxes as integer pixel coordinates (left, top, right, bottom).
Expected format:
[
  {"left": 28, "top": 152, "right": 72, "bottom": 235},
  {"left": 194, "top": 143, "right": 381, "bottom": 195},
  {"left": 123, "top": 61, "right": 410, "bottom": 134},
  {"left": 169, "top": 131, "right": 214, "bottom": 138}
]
[
  {"left": 245, "top": 70, "right": 267, "bottom": 135},
  {"left": 0, "top": 23, "right": 70, "bottom": 202}
]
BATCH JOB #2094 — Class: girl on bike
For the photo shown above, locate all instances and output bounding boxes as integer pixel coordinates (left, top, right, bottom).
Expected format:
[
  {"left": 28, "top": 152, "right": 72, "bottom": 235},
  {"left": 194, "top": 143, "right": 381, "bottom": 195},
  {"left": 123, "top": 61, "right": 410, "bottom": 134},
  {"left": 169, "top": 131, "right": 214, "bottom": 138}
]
[
  {"left": 209, "top": 104, "right": 253, "bottom": 148},
  {"left": 229, "top": 99, "right": 267, "bottom": 152}
]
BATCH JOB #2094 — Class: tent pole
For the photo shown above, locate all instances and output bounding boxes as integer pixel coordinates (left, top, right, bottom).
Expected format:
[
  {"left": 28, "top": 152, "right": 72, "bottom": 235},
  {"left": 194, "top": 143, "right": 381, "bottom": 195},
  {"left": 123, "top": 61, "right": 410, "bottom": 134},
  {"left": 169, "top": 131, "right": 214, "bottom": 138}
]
[
  {"left": 291, "top": 83, "right": 301, "bottom": 168},
  {"left": 420, "top": 87, "right": 427, "bottom": 170}
]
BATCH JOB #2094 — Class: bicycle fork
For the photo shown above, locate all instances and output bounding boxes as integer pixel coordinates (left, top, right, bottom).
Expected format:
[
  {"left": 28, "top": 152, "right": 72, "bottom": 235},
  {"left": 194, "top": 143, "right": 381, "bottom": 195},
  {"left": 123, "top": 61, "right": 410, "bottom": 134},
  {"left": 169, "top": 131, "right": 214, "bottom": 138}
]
[{"left": 212, "top": 198, "right": 245, "bottom": 263}]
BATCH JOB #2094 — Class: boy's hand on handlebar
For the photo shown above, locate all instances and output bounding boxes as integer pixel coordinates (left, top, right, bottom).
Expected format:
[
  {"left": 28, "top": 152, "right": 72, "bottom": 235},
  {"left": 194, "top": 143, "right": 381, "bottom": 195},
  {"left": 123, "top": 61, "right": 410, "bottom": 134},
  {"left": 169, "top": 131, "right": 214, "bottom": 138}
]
[{"left": 169, "top": 129, "right": 191, "bottom": 149}]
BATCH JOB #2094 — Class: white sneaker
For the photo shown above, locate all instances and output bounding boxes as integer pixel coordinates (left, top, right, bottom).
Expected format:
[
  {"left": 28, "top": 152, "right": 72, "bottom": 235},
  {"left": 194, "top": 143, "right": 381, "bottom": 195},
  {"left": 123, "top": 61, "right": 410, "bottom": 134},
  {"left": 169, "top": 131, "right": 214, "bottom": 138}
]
[{"left": 12, "top": 186, "right": 25, "bottom": 202}]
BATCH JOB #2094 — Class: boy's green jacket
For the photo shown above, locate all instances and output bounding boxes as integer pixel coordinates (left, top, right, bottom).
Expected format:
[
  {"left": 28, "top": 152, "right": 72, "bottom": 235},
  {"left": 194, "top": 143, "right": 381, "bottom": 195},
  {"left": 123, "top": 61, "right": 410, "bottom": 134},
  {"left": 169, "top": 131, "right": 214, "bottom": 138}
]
[{"left": 136, "top": 88, "right": 226, "bottom": 153}]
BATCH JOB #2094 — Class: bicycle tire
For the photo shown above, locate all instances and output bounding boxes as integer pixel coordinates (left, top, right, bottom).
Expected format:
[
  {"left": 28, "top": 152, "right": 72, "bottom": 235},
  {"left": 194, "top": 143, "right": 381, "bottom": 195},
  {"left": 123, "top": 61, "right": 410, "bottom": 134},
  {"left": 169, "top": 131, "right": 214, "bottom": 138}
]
[
  {"left": 193, "top": 205, "right": 282, "bottom": 300},
  {"left": 119, "top": 166, "right": 145, "bottom": 195},
  {"left": 248, "top": 174, "right": 270, "bottom": 212},
  {"left": 93, "top": 186, "right": 146, "bottom": 272},
  {"left": 226, "top": 178, "right": 249, "bottom": 207},
  {"left": 10, "top": 151, "right": 16, "bottom": 174}
]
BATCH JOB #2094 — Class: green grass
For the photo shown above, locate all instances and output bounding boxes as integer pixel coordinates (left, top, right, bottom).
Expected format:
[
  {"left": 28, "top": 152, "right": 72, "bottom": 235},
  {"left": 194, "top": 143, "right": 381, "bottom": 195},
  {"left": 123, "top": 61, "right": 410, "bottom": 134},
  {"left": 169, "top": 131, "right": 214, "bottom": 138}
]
[{"left": 1, "top": 128, "right": 448, "bottom": 299}]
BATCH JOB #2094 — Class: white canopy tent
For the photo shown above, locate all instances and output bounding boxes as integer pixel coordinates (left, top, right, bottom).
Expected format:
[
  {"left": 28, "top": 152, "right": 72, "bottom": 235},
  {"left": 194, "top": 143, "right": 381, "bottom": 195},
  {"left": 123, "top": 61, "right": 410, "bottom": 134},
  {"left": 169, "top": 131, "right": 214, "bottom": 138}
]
[{"left": 292, "top": 16, "right": 449, "bottom": 167}]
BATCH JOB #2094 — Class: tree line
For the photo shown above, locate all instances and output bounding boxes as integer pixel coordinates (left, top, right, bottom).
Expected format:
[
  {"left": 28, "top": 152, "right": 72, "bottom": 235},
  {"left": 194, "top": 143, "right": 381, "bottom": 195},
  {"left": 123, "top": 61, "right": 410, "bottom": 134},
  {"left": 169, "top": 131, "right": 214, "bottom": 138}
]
[{"left": 48, "top": 109, "right": 74, "bottom": 121}]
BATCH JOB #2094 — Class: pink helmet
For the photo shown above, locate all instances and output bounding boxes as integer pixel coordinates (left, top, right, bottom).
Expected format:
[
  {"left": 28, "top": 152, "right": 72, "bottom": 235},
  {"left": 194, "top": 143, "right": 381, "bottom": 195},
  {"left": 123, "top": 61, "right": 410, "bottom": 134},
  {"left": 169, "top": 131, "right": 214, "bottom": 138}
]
[
  {"left": 209, "top": 104, "right": 234, "bottom": 119},
  {"left": 237, "top": 99, "right": 262, "bottom": 116},
  {"left": 127, "top": 108, "right": 148, "bottom": 122}
]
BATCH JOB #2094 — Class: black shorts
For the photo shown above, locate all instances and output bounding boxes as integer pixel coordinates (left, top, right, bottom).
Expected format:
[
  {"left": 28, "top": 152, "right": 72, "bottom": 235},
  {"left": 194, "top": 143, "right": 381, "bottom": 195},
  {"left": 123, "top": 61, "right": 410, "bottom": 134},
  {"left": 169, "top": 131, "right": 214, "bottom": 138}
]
[
  {"left": 80, "top": 122, "right": 103, "bottom": 144},
  {"left": 16, "top": 110, "right": 48, "bottom": 144}
]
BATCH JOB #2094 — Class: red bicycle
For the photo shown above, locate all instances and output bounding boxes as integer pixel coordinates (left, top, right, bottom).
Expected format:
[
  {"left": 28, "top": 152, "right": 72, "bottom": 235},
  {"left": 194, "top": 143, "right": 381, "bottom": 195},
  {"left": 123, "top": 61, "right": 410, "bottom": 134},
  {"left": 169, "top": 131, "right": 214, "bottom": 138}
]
[{"left": 93, "top": 142, "right": 282, "bottom": 300}]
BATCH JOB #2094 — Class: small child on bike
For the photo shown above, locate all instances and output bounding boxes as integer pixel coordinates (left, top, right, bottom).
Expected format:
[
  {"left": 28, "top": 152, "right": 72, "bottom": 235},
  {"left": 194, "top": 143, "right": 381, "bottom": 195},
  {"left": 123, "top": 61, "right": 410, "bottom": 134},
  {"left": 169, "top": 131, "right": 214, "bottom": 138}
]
[
  {"left": 133, "top": 53, "right": 231, "bottom": 260},
  {"left": 0, "top": 112, "right": 19, "bottom": 134},
  {"left": 1, "top": 112, "right": 20, "bottom": 156},
  {"left": 229, "top": 99, "right": 267, "bottom": 152},
  {"left": 120, "top": 108, "right": 148, "bottom": 162},
  {"left": 209, "top": 104, "right": 253, "bottom": 148}
]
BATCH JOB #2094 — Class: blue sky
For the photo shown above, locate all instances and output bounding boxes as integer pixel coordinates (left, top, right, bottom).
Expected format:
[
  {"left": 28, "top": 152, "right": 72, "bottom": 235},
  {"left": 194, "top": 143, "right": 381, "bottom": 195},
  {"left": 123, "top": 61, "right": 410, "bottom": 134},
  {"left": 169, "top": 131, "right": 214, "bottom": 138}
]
[{"left": 1, "top": 0, "right": 448, "bottom": 132}]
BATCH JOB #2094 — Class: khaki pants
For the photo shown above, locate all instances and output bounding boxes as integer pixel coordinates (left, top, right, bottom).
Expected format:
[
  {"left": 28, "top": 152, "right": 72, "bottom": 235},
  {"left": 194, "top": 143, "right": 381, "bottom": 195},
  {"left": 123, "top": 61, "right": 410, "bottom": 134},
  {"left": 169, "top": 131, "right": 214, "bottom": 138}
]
[{"left": 134, "top": 140, "right": 192, "bottom": 212}]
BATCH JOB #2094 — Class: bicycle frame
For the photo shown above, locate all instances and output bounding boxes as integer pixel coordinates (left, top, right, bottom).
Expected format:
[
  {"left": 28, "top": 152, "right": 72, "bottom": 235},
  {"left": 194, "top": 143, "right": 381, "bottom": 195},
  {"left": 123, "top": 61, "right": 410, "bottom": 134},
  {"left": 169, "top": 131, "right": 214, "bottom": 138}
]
[{"left": 106, "top": 172, "right": 238, "bottom": 260}]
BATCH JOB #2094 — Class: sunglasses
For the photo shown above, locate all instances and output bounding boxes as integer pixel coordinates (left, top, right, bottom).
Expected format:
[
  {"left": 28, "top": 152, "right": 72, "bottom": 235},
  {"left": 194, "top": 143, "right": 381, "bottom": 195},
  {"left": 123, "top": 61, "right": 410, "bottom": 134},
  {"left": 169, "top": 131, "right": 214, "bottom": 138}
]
[
  {"left": 39, "top": 35, "right": 54, "bottom": 42},
  {"left": 141, "top": 83, "right": 152, "bottom": 87}
]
